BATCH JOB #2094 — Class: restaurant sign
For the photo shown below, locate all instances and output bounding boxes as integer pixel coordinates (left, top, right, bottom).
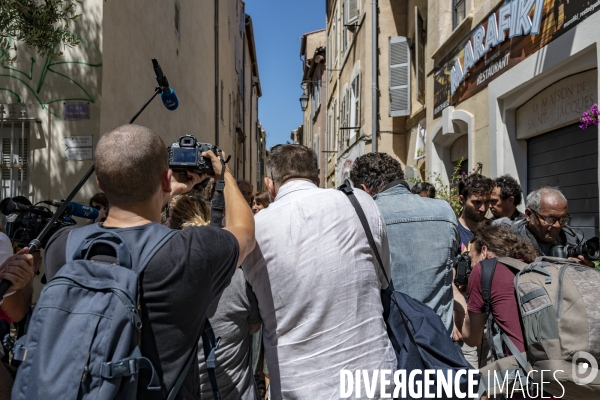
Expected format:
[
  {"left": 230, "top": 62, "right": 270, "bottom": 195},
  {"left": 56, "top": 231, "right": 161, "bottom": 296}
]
[{"left": 433, "top": 0, "right": 600, "bottom": 118}]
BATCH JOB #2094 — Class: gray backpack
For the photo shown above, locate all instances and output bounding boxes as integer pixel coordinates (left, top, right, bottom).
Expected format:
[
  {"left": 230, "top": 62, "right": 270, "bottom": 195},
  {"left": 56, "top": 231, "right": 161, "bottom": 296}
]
[
  {"left": 9, "top": 223, "right": 194, "bottom": 399},
  {"left": 478, "top": 256, "right": 600, "bottom": 399}
]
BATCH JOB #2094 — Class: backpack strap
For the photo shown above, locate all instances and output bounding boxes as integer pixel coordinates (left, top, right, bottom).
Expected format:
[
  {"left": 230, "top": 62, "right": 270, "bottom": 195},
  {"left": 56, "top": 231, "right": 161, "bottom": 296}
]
[
  {"left": 66, "top": 223, "right": 176, "bottom": 276},
  {"left": 167, "top": 319, "right": 221, "bottom": 400},
  {"left": 201, "top": 320, "right": 222, "bottom": 400},
  {"left": 496, "top": 257, "right": 528, "bottom": 271},
  {"left": 480, "top": 258, "right": 497, "bottom": 314}
]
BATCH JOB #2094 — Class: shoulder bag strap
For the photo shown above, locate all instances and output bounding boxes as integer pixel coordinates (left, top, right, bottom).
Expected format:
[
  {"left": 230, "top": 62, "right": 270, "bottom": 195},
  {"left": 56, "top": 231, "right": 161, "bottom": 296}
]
[{"left": 338, "top": 180, "right": 389, "bottom": 284}]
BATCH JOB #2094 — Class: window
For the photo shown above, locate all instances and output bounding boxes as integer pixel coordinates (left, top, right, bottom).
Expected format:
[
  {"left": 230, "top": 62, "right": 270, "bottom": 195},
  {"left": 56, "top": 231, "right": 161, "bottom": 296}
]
[
  {"left": 174, "top": 1, "right": 180, "bottom": 38},
  {"left": 327, "top": 30, "right": 332, "bottom": 79},
  {"left": 350, "top": 74, "right": 360, "bottom": 138},
  {"left": 0, "top": 121, "right": 29, "bottom": 199},
  {"left": 453, "top": 0, "right": 466, "bottom": 30},
  {"left": 341, "top": 1, "right": 347, "bottom": 53},
  {"left": 415, "top": 8, "right": 425, "bottom": 103},
  {"left": 347, "top": 0, "right": 359, "bottom": 24},
  {"left": 389, "top": 36, "right": 411, "bottom": 117},
  {"left": 333, "top": 16, "right": 338, "bottom": 66},
  {"left": 333, "top": 100, "right": 338, "bottom": 151}
]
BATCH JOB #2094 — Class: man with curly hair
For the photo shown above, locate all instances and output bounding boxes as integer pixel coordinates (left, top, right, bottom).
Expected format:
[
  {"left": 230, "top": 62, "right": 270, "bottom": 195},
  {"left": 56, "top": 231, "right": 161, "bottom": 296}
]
[
  {"left": 490, "top": 175, "right": 524, "bottom": 221},
  {"left": 350, "top": 153, "right": 459, "bottom": 334},
  {"left": 457, "top": 173, "right": 494, "bottom": 254}
]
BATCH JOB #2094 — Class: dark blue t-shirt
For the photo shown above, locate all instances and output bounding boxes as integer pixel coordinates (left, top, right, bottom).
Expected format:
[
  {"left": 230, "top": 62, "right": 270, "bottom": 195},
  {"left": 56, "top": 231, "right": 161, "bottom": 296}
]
[{"left": 458, "top": 220, "right": 473, "bottom": 255}]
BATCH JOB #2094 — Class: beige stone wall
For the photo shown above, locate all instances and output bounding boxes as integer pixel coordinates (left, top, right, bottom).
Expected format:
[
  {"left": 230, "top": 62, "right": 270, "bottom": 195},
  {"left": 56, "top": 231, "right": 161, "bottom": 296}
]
[
  {"left": 0, "top": 0, "right": 103, "bottom": 205},
  {"left": 0, "top": 0, "right": 261, "bottom": 206}
]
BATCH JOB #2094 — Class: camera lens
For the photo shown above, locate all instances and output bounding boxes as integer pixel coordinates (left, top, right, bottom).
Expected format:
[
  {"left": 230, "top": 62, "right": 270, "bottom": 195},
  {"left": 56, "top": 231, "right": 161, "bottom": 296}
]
[{"left": 581, "top": 237, "right": 600, "bottom": 261}]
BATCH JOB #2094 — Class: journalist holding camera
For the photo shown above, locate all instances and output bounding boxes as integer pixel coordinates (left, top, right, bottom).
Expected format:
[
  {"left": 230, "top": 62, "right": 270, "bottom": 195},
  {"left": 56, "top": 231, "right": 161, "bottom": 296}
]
[
  {"left": 36, "top": 124, "right": 255, "bottom": 399},
  {"left": 496, "top": 187, "right": 599, "bottom": 267}
]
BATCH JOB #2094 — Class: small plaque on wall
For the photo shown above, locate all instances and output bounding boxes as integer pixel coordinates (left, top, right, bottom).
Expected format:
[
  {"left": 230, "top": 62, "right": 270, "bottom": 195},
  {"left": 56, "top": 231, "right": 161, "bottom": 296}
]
[
  {"left": 65, "top": 147, "right": 93, "bottom": 161},
  {"left": 63, "top": 102, "right": 90, "bottom": 120}
]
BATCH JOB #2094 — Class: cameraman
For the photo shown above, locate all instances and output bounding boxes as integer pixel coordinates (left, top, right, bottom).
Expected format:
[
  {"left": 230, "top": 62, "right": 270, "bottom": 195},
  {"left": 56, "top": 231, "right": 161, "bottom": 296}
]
[
  {"left": 453, "top": 221, "right": 538, "bottom": 352},
  {"left": 43, "top": 124, "right": 255, "bottom": 399},
  {"left": 498, "top": 187, "right": 593, "bottom": 267}
]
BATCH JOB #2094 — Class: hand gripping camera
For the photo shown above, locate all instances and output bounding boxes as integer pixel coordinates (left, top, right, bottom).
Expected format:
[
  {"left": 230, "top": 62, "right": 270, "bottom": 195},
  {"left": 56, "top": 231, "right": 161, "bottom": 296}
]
[
  {"left": 551, "top": 237, "right": 600, "bottom": 261},
  {"left": 168, "top": 135, "right": 217, "bottom": 175},
  {"left": 453, "top": 252, "right": 472, "bottom": 286}
]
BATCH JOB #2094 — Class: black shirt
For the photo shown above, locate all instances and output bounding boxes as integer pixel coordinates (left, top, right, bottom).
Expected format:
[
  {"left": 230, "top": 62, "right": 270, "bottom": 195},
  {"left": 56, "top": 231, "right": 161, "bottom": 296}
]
[{"left": 44, "top": 224, "right": 239, "bottom": 399}]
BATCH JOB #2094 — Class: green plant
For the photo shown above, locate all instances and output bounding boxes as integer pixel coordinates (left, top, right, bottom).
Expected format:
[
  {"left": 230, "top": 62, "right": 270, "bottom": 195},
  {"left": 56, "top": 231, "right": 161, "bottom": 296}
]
[
  {"left": 408, "top": 158, "right": 466, "bottom": 217},
  {"left": 1, "top": 0, "right": 81, "bottom": 63}
]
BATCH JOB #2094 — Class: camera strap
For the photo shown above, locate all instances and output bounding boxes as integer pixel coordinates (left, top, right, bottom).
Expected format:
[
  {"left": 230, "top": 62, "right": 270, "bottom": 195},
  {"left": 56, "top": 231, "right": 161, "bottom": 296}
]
[{"left": 210, "top": 150, "right": 230, "bottom": 227}]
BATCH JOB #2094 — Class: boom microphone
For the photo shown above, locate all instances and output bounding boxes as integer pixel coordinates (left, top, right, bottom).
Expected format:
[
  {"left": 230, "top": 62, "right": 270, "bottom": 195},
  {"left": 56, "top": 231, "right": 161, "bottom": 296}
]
[
  {"left": 43, "top": 200, "right": 99, "bottom": 220},
  {"left": 152, "top": 58, "right": 179, "bottom": 110}
]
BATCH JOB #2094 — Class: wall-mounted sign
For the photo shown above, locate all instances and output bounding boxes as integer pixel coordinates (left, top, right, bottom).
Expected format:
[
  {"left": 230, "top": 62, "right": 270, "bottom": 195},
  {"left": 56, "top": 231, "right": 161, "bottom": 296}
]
[
  {"left": 63, "top": 102, "right": 90, "bottom": 120},
  {"left": 516, "top": 69, "right": 598, "bottom": 138},
  {"left": 63, "top": 135, "right": 93, "bottom": 148},
  {"left": 433, "top": 0, "right": 600, "bottom": 118},
  {"left": 65, "top": 147, "right": 93, "bottom": 161}
]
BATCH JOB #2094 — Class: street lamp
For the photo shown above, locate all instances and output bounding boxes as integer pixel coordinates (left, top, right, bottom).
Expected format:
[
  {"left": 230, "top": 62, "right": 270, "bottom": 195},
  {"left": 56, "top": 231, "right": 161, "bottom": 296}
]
[{"left": 299, "top": 92, "right": 309, "bottom": 112}]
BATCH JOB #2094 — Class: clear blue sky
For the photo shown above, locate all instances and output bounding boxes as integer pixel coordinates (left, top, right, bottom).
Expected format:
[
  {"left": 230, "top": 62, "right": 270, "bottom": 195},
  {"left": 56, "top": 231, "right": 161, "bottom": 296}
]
[{"left": 246, "top": 0, "right": 326, "bottom": 148}]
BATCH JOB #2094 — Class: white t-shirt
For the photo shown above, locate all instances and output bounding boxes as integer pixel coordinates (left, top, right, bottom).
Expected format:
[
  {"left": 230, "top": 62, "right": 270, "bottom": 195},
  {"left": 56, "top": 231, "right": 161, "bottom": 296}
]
[{"left": 243, "top": 181, "right": 396, "bottom": 400}]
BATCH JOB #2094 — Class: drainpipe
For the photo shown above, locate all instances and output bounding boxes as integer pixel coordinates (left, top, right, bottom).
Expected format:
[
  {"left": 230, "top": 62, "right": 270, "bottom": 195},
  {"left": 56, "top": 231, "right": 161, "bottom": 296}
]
[
  {"left": 371, "top": 0, "right": 378, "bottom": 153},
  {"left": 242, "top": 30, "right": 247, "bottom": 179},
  {"left": 214, "top": 0, "right": 219, "bottom": 147}
]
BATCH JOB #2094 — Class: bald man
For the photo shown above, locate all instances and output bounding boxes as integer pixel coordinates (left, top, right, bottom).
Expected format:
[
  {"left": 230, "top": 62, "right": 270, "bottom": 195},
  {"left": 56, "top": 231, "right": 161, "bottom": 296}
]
[
  {"left": 497, "top": 187, "right": 593, "bottom": 266},
  {"left": 41, "top": 124, "right": 255, "bottom": 399}
]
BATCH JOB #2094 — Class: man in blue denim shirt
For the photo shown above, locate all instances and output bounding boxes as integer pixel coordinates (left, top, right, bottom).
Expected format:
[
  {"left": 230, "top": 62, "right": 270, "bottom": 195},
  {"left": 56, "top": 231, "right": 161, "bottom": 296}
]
[{"left": 350, "top": 153, "right": 459, "bottom": 334}]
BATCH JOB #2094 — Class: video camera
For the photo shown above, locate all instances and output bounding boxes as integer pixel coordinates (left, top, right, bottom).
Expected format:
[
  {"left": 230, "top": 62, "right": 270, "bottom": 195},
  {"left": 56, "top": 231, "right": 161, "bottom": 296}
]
[
  {"left": 0, "top": 197, "right": 97, "bottom": 249},
  {"left": 551, "top": 237, "right": 600, "bottom": 261},
  {"left": 168, "top": 134, "right": 217, "bottom": 176},
  {"left": 453, "top": 251, "right": 472, "bottom": 286}
]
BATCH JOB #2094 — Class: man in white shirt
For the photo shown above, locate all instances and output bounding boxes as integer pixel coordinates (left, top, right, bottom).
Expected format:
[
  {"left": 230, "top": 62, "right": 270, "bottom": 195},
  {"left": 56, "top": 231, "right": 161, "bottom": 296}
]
[{"left": 243, "top": 144, "right": 395, "bottom": 399}]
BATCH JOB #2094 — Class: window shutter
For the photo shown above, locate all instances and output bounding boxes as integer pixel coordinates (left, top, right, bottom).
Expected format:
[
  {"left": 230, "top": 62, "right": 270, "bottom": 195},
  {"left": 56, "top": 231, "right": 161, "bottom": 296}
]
[
  {"left": 348, "top": 0, "right": 359, "bottom": 23},
  {"left": 415, "top": 8, "right": 425, "bottom": 103},
  {"left": 389, "top": 36, "right": 411, "bottom": 117}
]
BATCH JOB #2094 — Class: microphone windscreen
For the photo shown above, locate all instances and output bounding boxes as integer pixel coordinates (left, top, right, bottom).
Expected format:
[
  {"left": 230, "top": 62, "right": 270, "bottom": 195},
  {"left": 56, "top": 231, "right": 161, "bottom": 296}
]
[
  {"left": 68, "top": 202, "right": 99, "bottom": 220},
  {"left": 161, "top": 88, "right": 179, "bottom": 110}
]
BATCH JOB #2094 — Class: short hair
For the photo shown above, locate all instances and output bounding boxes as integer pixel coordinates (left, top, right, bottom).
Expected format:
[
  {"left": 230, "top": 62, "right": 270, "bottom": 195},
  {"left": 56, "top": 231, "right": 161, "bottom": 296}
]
[
  {"left": 169, "top": 195, "right": 211, "bottom": 230},
  {"left": 96, "top": 124, "right": 168, "bottom": 207},
  {"left": 411, "top": 182, "right": 436, "bottom": 198},
  {"left": 89, "top": 192, "right": 109, "bottom": 209},
  {"left": 267, "top": 144, "right": 318, "bottom": 186},
  {"left": 471, "top": 220, "right": 540, "bottom": 262},
  {"left": 494, "top": 174, "right": 523, "bottom": 206},
  {"left": 350, "top": 153, "right": 404, "bottom": 194},
  {"left": 253, "top": 190, "right": 271, "bottom": 208},
  {"left": 526, "top": 187, "right": 568, "bottom": 212},
  {"left": 458, "top": 173, "right": 494, "bottom": 199},
  {"left": 237, "top": 180, "right": 253, "bottom": 190}
]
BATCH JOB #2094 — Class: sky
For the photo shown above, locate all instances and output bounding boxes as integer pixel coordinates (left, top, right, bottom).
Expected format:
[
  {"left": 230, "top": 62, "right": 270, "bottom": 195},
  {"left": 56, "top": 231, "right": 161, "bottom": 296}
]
[{"left": 245, "top": 0, "right": 326, "bottom": 148}]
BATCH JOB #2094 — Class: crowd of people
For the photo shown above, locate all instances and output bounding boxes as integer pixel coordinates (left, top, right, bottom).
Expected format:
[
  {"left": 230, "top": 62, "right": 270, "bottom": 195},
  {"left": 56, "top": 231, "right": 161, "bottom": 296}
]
[{"left": 0, "top": 123, "right": 596, "bottom": 399}]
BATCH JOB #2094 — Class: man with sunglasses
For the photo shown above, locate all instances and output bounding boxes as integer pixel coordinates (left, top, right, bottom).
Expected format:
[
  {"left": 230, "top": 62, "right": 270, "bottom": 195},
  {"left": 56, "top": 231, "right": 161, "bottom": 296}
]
[{"left": 499, "top": 187, "right": 593, "bottom": 267}]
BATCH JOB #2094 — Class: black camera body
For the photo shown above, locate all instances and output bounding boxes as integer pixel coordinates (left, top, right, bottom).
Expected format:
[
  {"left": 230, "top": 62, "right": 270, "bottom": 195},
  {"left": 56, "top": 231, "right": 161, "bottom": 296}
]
[
  {"left": 168, "top": 135, "right": 216, "bottom": 175},
  {"left": 0, "top": 197, "right": 75, "bottom": 249},
  {"left": 453, "top": 251, "right": 472, "bottom": 286},
  {"left": 551, "top": 237, "right": 600, "bottom": 261}
]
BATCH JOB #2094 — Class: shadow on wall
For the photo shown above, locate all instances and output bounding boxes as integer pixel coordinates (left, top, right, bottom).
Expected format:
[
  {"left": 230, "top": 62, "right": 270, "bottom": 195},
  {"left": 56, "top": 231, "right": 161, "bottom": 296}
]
[{"left": 0, "top": 0, "right": 103, "bottom": 203}]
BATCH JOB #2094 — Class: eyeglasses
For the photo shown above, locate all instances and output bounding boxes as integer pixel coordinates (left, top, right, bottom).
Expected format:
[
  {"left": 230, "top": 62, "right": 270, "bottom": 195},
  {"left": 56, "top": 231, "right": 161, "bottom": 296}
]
[{"left": 531, "top": 209, "right": 570, "bottom": 226}]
